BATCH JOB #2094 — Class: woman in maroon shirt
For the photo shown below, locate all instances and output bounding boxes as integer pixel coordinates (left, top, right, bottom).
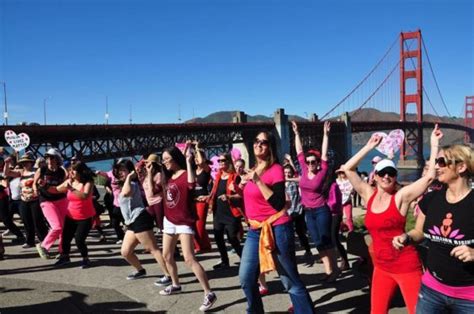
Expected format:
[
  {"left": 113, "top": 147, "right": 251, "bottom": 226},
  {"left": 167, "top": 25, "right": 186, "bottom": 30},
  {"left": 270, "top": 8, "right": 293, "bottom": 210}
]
[{"left": 159, "top": 145, "right": 216, "bottom": 312}]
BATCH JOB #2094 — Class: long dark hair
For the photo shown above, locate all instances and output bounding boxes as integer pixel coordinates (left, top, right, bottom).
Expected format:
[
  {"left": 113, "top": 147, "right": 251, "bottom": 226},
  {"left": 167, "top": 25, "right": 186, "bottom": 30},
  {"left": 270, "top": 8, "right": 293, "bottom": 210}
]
[
  {"left": 113, "top": 159, "right": 136, "bottom": 185},
  {"left": 254, "top": 131, "right": 280, "bottom": 171},
  {"left": 162, "top": 146, "right": 187, "bottom": 181},
  {"left": 72, "top": 161, "right": 95, "bottom": 183},
  {"left": 321, "top": 164, "right": 337, "bottom": 200}
]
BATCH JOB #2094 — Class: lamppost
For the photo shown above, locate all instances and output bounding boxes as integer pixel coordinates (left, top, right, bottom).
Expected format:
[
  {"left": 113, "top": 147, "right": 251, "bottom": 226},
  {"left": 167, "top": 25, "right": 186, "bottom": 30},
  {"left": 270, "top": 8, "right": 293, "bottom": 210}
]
[
  {"left": 1, "top": 82, "right": 7, "bottom": 125},
  {"left": 43, "top": 97, "right": 51, "bottom": 125}
]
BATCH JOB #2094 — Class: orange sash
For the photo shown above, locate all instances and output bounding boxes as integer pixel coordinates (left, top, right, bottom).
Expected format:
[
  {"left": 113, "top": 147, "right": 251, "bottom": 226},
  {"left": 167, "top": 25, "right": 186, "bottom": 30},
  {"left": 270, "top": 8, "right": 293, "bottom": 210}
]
[{"left": 248, "top": 210, "right": 286, "bottom": 274}]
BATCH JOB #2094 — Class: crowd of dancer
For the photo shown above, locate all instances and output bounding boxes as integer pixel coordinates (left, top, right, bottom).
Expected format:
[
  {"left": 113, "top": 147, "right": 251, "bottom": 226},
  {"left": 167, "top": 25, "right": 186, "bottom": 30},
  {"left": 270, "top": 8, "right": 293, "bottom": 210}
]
[{"left": 0, "top": 122, "right": 473, "bottom": 313}]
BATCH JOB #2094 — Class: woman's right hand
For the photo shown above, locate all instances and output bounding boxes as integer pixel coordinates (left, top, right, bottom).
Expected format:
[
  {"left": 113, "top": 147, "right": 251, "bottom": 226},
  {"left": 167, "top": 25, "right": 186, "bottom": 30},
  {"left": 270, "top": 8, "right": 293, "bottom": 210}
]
[
  {"left": 431, "top": 124, "right": 443, "bottom": 147},
  {"left": 367, "top": 133, "right": 383, "bottom": 150},
  {"left": 392, "top": 233, "right": 408, "bottom": 250}
]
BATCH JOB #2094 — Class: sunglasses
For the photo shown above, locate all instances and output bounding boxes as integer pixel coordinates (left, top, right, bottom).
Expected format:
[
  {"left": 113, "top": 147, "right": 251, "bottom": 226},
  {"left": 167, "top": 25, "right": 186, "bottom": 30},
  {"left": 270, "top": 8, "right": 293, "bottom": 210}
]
[
  {"left": 217, "top": 159, "right": 227, "bottom": 163},
  {"left": 435, "top": 157, "right": 462, "bottom": 168},
  {"left": 254, "top": 139, "right": 269, "bottom": 146},
  {"left": 306, "top": 160, "right": 318, "bottom": 165},
  {"left": 376, "top": 167, "right": 398, "bottom": 178}
]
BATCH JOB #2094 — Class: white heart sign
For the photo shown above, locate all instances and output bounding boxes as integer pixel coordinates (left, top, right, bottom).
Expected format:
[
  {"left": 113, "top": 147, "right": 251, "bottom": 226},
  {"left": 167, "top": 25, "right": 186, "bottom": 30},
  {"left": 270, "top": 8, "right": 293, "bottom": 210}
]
[
  {"left": 4, "top": 130, "right": 30, "bottom": 152},
  {"left": 374, "top": 129, "right": 405, "bottom": 159}
]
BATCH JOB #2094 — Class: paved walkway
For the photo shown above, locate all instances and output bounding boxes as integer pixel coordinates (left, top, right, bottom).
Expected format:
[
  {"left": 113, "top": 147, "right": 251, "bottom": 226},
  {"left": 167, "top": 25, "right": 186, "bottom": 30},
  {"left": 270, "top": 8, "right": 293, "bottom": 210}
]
[{"left": 0, "top": 213, "right": 406, "bottom": 313}]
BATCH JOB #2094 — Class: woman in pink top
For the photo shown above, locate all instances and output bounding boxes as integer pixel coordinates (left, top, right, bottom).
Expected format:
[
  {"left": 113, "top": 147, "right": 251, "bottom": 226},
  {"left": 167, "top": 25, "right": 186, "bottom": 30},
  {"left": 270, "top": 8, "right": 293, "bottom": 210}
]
[
  {"left": 143, "top": 154, "right": 164, "bottom": 229},
  {"left": 239, "top": 131, "right": 314, "bottom": 314},
  {"left": 292, "top": 120, "right": 340, "bottom": 282},
  {"left": 54, "top": 162, "right": 96, "bottom": 268}
]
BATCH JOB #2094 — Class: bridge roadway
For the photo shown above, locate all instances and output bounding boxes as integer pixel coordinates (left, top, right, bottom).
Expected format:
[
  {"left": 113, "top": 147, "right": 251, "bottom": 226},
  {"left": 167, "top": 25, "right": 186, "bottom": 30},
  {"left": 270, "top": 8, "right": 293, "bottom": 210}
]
[{"left": 0, "top": 213, "right": 407, "bottom": 313}]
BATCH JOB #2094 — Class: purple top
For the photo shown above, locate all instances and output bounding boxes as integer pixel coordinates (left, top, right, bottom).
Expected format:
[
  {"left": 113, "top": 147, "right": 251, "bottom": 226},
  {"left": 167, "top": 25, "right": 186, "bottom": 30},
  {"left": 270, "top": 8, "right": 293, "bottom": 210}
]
[
  {"left": 297, "top": 152, "right": 328, "bottom": 208},
  {"left": 327, "top": 182, "right": 342, "bottom": 215}
]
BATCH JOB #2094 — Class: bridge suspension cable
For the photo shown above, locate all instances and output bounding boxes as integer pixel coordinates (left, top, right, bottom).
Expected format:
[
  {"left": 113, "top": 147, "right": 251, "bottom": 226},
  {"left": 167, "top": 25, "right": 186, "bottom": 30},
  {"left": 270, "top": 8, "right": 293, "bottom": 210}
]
[
  {"left": 421, "top": 37, "right": 453, "bottom": 118},
  {"left": 320, "top": 35, "right": 399, "bottom": 120}
]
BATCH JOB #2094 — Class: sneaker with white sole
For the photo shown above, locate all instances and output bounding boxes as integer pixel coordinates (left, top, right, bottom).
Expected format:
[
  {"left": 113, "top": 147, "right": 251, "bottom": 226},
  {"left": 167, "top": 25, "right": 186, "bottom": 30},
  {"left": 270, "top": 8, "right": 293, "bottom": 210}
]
[
  {"left": 199, "top": 291, "right": 217, "bottom": 312},
  {"left": 159, "top": 285, "right": 182, "bottom": 296},
  {"left": 154, "top": 275, "right": 172, "bottom": 287},
  {"left": 36, "top": 243, "right": 50, "bottom": 259},
  {"left": 126, "top": 268, "right": 146, "bottom": 280}
]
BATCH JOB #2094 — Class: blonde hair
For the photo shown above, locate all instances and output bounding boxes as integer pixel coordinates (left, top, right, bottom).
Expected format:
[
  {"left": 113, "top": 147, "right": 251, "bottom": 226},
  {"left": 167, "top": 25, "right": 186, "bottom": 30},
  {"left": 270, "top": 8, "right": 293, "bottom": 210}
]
[{"left": 442, "top": 144, "right": 474, "bottom": 178}]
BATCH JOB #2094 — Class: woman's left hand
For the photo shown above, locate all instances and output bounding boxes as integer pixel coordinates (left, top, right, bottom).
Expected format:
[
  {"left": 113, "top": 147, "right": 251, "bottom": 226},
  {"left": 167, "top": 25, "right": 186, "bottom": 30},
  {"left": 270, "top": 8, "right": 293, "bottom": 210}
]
[
  {"left": 451, "top": 245, "right": 474, "bottom": 262},
  {"left": 431, "top": 124, "right": 443, "bottom": 147},
  {"left": 323, "top": 121, "right": 331, "bottom": 136}
]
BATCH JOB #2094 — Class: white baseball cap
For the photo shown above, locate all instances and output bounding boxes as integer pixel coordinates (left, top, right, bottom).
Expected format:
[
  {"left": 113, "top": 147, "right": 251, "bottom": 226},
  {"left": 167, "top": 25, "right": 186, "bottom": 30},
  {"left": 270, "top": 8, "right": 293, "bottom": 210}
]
[{"left": 374, "top": 159, "right": 397, "bottom": 172}]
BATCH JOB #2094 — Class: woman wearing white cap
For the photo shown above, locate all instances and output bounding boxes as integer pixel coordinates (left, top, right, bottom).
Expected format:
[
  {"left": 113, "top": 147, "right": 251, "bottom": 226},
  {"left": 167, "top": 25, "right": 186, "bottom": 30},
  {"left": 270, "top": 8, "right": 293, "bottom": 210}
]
[
  {"left": 340, "top": 125, "right": 442, "bottom": 314},
  {"left": 33, "top": 148, "right": 68, "bottom": 259}
]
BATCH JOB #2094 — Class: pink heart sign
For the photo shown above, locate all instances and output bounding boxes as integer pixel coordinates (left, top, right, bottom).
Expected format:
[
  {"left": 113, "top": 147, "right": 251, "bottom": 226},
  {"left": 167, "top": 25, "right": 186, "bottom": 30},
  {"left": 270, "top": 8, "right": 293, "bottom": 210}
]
[
  {"left": 4, "top": 130, "right": 30, "bottom": 152},
  {"left": 374, "top": 129, "right": 405, "bottom": 159}
]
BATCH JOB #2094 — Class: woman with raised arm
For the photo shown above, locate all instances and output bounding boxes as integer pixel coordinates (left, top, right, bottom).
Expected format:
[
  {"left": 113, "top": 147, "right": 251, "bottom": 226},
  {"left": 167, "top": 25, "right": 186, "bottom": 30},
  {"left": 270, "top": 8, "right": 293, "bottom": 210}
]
[
  {"left": 113, "top": 159, "right": 171, "bottom": 285},
  {"left": 239, "top": 130, "right": 313, "bottom": 314},
  {"left": 159, "top": 145, "right": 216, "bottom": 312},
  {"left": 393, "top": 144, "right": 474, "bottom": 313},
  {"left": 143, "top": 154, "right": 164, "bottom": 229},
  {"left": 341, "top": 125, "right": 442, "bottom": 314},
  {"left": 292, "top": 120, "right": 340, "bottom": 281},
  {"left": 192, "top": 141, "right": 212, "bottom": 254}
]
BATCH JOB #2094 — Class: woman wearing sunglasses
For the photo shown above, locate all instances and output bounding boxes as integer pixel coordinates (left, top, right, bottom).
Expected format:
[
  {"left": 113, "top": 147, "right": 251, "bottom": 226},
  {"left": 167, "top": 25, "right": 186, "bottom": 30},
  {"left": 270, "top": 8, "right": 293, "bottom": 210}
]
[
  {"left": 207, "top": 152, "right": 243, "bottom": 270},
  {"left": 292, "top": 120, "right": 340, "bottom": 282},
  {"left": 341, "top": 125, "right": 442, "bottom": 314},
  {"left": 239, "top": 131, "right": 313, "bottom": 313},
  {"left": 393, "top": 144, "right": 474, "bottom": 313}
]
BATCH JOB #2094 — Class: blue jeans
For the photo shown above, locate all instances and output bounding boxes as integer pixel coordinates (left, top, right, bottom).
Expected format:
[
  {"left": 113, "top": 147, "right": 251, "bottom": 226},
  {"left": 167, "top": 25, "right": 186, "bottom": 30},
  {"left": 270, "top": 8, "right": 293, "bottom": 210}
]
[
  {"left": 305, "top": 205, "right": 334, "bottom": 251},
  {"left": 239, "top": 223, "right": 314, "bottom": 314},
  {"left": 416, "top": 284, "right": 474, "bottom": 314}
]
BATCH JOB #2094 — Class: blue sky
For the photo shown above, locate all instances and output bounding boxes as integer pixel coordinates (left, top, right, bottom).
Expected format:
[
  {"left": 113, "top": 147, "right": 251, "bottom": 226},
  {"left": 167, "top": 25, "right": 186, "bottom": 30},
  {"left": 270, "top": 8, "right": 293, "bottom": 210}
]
[{"left": 0, "top": 0, "right": 472, "bottom": 125}]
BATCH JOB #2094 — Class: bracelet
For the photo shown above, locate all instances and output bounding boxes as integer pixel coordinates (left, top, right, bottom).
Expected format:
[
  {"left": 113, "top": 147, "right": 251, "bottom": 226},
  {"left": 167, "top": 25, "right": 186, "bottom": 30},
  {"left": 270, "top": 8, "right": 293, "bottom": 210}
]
[{"left": 403, "top": 233, "right": 412, "bottom": 245}]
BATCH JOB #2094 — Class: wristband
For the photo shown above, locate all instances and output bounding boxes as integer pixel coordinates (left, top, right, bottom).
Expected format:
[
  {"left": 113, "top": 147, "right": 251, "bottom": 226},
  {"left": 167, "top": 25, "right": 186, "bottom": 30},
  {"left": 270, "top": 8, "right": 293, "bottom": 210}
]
[{"left": 403, "top": 233, "right": 412, "bottom": 245}]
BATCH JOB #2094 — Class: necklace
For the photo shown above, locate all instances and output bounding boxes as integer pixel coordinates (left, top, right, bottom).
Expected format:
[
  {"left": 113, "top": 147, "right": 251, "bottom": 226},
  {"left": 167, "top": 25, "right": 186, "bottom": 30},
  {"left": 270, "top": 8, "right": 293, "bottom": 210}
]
[{"left": 446, "top": 188, "right": 471, "bottom": 203}]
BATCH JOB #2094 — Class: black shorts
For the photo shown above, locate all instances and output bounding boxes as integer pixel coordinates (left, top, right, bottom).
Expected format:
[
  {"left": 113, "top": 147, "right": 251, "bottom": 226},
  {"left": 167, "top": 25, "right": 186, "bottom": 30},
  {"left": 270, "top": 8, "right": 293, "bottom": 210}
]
[{"left": 128, "top": 211, "right": 154, "bottom": 233}]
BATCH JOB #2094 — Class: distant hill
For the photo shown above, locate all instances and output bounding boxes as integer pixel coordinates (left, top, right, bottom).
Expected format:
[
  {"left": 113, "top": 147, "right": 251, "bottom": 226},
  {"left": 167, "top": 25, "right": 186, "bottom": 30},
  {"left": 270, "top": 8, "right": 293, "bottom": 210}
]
[
  {"left": 185, "top": 111, "right": 307, "bottom": 123},
  {"left": 185, "top": 108, "right": 465, "bottom": 144}
]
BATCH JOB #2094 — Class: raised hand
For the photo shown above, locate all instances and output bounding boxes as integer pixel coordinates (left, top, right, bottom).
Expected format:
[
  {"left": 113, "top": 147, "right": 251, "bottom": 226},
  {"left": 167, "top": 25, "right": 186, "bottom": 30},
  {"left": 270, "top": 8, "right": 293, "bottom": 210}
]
[
  {"left": 367, "top": 133, "right": 383, "bottom": 150},
  {"left": 431, "top": 124, "right": 443, "bottom": 147},
  {"left": 323, "top": 121, "right": 331, "bottom": 136},
  {"left": 291, "top": 120, "right": 299, "bottom": 134}
]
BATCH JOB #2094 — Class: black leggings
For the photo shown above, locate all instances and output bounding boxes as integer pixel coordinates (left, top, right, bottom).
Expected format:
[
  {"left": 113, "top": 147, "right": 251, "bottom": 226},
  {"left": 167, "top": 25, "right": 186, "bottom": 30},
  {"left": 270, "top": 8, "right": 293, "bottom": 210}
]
[
  {"left": 292, "top": 213, "right": 311, "bottom": 253},
  {"left": 20, "top": 200, "right": 49, "bottom": 245},
  {"left": 0, "top": 197, "right": 24, "bottom": 239},
  {"left": 331, "top": 214, "right": 348, "bottom": 263},
  {"left": 110, "top": 206, "right": 124, "bottom": 240},
  {"left": 62, "top": 216, "right": 92, "bottom": 258},
  {"left": 214, "top": 218, "right": 242, "bottom": 265}
]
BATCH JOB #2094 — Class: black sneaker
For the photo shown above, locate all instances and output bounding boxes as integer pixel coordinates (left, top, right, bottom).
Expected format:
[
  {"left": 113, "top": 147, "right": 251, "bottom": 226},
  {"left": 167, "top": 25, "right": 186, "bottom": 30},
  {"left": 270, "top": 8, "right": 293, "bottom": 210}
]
[
  {"left": 126, "top": 268, "right": 146, "bottom": 280},
  {"left": 212, "top": 262, "right": 229, "bottom": 270},
  {"left": 54, "top": 256, "right": 71, "bottom": 267},
  {"left": 154, "top": 275, "right": 172, "bottom": 287},
  {"left": 199, "top": 291, "right": 217, "bottom": 312},
  {"left": 81, "top": 259, "right": 91, "bottom": 269}
]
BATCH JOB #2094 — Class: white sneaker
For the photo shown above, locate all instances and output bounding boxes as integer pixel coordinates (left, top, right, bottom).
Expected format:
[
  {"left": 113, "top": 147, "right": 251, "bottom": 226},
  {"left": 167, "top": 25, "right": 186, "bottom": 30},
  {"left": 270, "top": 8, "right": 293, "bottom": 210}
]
[{"left": 199, "top": 291, "right": 217, "bottom": 312}]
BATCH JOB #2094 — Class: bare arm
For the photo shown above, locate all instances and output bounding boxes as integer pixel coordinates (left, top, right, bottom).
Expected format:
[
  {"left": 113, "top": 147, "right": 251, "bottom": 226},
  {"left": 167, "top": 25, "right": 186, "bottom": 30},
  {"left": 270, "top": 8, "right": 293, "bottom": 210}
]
[
  {"left": 3, "top": 158, "right": 21, "bottom": 178},
  {"left": 396, "top": 125, "right": 442, "bottom": 207},
  {"left": 341, "top": 134, "right": 382, "bottom": 201},
  {"left": 393, "top": 210, "right": 426, "bottom": 250},
  {"left": 291, "top": 121, "right": 303, "bottom": 155},
  {"left": 321, "top": 121, "right": 330, "bottom": 161},
  {"left": 185, "top": 144, "right": 196, "bottom": 184},
  {"left": 120, "top": 171, "right": 136, "bottom": 197}
]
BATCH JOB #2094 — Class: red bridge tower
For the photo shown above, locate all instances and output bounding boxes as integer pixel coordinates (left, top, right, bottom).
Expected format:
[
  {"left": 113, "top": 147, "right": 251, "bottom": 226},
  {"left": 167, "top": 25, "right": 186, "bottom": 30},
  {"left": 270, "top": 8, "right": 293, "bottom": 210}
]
[
  {"left": 399, "top": 30, "right": 423, "bottom": 168},
  {"left": 465, "top": 96, "right": 474, "bottom": 143}
]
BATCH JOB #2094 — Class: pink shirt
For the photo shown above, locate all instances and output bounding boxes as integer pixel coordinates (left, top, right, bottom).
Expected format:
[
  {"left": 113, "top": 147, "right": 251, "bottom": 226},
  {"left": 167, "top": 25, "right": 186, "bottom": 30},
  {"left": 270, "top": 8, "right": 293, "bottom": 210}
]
[
  {"left": 327, "top": 183, "right": 342, "bottom": 215},
  {"left": 297, "top": 152, "right": 328, "bottom": 208},
  {"left": 423, "top": 270, "right": 474, "bottom": 301},
  {"left": 143, "top": 172, "right": 162, "bottom": 206},
  {"left": 67, "top": 188, "right": 95, "bottom": 220},
  {"left": 106, "top": 170, "right": 121, "bottom": 207},
  {"left": 243, "top": 163, "right": 290, "bottom": 226}
]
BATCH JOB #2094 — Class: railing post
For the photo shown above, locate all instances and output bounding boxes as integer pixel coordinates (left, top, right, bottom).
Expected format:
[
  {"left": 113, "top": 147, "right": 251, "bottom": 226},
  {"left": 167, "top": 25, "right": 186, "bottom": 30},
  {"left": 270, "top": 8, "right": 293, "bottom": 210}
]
[
  {"left": 341, "top": 112, "right": 352, "bottom": 162},
  {"left": 274, "top": 108, "right": 289, "bottom": 161}
]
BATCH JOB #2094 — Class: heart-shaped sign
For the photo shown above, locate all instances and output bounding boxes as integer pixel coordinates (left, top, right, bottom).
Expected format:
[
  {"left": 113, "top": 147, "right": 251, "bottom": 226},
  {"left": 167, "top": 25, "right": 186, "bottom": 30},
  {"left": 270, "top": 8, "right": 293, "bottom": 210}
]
[
  {"left": 4, "top": 130, "right": 30, "bottom": 152},
  {"left": 374, "top": 129, "right": 405, "bottom": 159}
]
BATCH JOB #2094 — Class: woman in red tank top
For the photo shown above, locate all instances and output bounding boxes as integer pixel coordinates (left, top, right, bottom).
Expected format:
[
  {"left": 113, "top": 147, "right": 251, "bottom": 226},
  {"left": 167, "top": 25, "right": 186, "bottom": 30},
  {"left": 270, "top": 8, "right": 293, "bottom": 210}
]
[{"left": 340, "top": 125, "right": 442, "bottom": 314}]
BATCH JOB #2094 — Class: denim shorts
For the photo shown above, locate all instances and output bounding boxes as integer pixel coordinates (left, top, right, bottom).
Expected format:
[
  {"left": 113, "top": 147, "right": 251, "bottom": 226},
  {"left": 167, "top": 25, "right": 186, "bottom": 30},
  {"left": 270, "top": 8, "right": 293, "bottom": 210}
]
[{"left": 305, "top": 205, "right": 334, "bottom": 251}]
